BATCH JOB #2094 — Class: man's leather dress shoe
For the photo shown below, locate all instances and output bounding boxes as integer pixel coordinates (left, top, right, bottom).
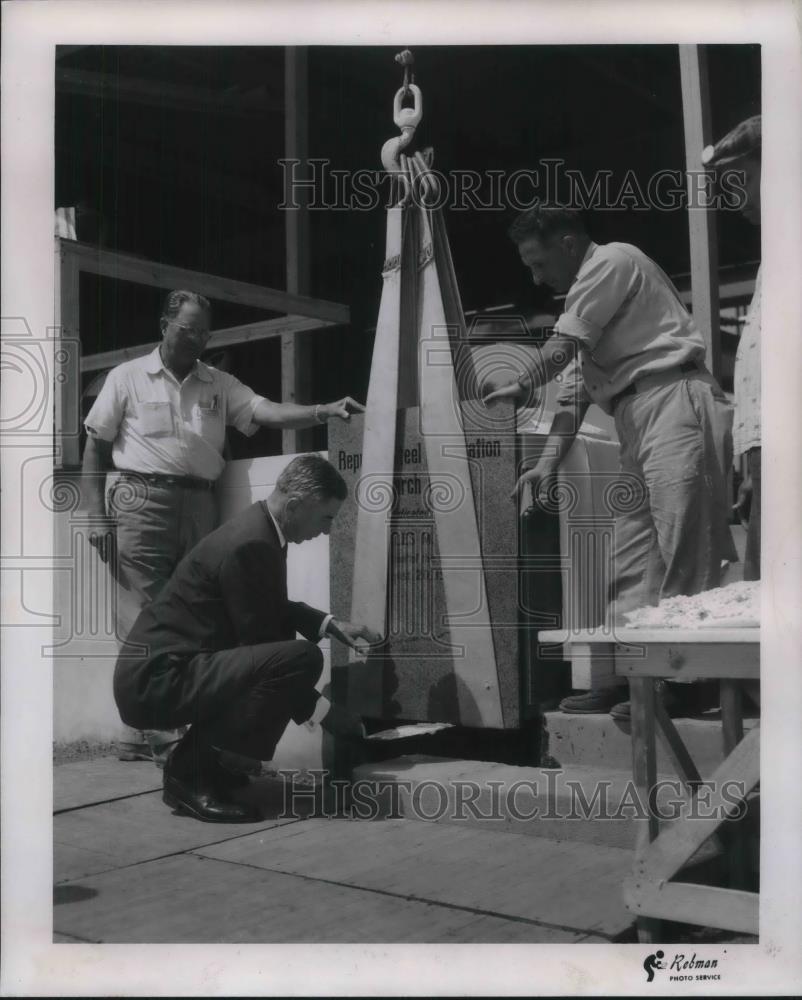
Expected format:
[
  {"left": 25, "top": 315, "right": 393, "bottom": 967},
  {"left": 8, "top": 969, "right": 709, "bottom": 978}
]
[
  {"left": 162, "top": 771, "right": 260, "bottom": 823},
  {"left": 207, "top": 752, "right": 252, "bottom": 791}
]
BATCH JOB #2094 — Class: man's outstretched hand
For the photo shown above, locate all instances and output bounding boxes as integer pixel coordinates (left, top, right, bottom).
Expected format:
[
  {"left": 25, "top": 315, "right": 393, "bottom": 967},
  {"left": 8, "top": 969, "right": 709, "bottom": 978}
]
[
  {"left": 322, "top": 397, "right": 366, "bottom": 421},
  {"left": 511, "top": 459, "right": 560, "bottom": 505},
  {"left": 327, "top": 618, "right": 383, "bottom": 654},
  {"left": 482, "top": 380, "right": 524, "bottom": 407}
]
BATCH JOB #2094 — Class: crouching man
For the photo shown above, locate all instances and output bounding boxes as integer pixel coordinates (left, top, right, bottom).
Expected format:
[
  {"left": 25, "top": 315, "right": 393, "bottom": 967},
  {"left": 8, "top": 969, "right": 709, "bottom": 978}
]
[{"left": 113, "top": 454, "right": 380, "bottom": 823}]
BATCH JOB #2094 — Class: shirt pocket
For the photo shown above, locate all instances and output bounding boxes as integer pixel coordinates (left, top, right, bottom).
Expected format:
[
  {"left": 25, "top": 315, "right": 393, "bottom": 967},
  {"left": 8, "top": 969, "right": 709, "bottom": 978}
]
[
  {"left": 195, "top": 404, "right": 225, "bottom": 447},
  {"left": 137, "top": 401, "right": 174, "bottom": 437}
]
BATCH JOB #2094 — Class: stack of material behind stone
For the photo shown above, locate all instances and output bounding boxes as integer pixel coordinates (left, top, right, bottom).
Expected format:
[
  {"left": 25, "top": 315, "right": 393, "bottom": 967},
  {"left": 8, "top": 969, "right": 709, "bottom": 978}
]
[{"left": 624, "top": 581, "right": 760, "bottom": 629}]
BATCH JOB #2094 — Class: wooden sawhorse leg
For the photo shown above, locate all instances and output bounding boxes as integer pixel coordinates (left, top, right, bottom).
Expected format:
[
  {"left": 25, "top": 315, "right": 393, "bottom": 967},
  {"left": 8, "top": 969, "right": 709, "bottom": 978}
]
[
  {"left": 630, "top": 677, "right": 662, "bottom": 942},
  {"left": 720, "top": 679, "right": 750, "bottom": 889}
]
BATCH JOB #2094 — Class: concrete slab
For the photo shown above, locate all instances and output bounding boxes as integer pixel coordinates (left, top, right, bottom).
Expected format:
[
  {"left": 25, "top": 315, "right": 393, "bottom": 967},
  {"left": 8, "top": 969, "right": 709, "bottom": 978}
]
[
  {"left": 54, "top": 791, "right": 300, "bottom": 882},
  {"left": 195, "top": 817, "right": 634, "bottom": 939},
  {"left": 55, "top": 841, "right": 124, "bottom": 883},
  {"left": 542, "top": 711, "right": 759, "bottom": 776},
  {"left": 53, "top": 930, "right": 100, "bottom": 944},
  {"left": 353, "top": 755, "right": 643, "bottom": 849},
  {"left": 53, "top": 852, "right": 592, "bottom": 943},
  {"left": 54, "top": 758, "right": 161, "bottom": 813}
]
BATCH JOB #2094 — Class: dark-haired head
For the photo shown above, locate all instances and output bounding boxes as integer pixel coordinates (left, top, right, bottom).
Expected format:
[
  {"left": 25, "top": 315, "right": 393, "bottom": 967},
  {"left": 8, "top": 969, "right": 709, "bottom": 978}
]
[
  {"left": 508, "top": 205, "right": 587, "bottom": 245},
  {"left": 271, "top": 454, "right": 347, "bottom": 544},
  {"left": 508, "top": 205, "right": 590, "bottom": 293}
]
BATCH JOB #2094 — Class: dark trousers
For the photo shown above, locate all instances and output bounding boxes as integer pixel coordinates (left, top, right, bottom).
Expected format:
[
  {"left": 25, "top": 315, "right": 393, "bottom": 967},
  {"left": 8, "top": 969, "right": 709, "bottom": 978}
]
[
  {"left": 137, "top": 639, "right": 324, "bottom": 763},
  {"left": 743, "top": 447, "right": 761, "bottom": 582}
]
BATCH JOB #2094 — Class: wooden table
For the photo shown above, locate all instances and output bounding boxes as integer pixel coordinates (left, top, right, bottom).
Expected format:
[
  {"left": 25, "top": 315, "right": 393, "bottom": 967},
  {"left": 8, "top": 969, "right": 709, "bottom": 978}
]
[{"left": 538, "top": 627, "right": 760, "bottom": 941}]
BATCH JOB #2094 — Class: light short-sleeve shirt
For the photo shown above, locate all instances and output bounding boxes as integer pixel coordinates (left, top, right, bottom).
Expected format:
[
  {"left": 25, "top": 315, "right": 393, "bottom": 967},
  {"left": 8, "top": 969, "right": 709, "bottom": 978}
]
[
  {"left": 554, "top": 242, "right": 706, "bottom": 414},
  {"left": 84, "top": 348, "right": 266, "bottom": 481},
  {"left": 732, "top": 266, "right": 761, "bottom": 457}
]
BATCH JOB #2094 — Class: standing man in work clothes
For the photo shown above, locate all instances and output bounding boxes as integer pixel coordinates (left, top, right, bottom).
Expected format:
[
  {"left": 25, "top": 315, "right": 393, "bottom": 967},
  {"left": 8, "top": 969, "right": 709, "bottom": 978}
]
[
  {"left": 485, "top": 206, "right": 736, "bottom": 719},
  {"left": 114, "top": 454, "right": 379, "bottom": 823},
  {"left": 703, "top": 116, "right": 762, "bottom": 582},
  {"left": 705, "top": 116, "right": 762, "bottom": 710},
  {"left": 81, "top": 290, "right": 364, "bottom": 764}
]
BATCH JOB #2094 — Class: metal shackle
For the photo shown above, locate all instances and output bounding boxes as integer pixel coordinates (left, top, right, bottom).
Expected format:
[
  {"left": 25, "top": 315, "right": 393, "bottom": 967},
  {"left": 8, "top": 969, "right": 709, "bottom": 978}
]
[{"left": 393, "top": 84, "right": 423, "bottom": 130}]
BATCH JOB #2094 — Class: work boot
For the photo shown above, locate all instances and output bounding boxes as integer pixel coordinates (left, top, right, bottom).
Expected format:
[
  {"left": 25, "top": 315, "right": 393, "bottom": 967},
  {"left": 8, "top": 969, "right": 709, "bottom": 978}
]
[{"left": 559, "top": 688, "right": 626, "bottom": 714}]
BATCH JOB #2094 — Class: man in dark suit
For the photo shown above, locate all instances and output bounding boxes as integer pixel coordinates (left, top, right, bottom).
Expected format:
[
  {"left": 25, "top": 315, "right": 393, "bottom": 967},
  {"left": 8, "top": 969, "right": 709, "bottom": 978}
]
[{"left": 114, "top": 453, "right": 380, "bottom": 823}]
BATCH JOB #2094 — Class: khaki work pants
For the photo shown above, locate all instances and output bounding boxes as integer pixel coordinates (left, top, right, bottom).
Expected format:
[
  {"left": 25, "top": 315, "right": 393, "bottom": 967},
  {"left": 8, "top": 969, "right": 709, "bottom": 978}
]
[
  {"left": 608, "top": 372, "right": 737, "bottom": 622},
  {"left": 109, "top": 477, "right": 217, "bottom": 750}
]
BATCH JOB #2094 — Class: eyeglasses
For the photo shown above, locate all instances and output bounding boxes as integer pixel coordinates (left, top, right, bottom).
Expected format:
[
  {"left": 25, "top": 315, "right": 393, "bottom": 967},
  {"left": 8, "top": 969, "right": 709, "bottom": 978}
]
[{"left": 169, "top": 321, "right": 211, "bottom": 338}]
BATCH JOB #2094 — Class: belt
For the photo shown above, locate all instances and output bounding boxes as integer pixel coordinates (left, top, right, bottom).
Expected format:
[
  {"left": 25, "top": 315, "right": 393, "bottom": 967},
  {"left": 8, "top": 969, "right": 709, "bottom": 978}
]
[
  {"left": 610, "top": 361, "right": 703, "bottom": 411},
  {"left": 117, "top": 471, "right": 215, "bottom": 492}
]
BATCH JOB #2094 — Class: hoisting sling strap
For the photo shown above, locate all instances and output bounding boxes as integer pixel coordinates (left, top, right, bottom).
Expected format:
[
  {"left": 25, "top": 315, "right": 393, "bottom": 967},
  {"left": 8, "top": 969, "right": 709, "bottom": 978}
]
[{"left": 349, "top": 56, "right": 504, "bottom": 727}]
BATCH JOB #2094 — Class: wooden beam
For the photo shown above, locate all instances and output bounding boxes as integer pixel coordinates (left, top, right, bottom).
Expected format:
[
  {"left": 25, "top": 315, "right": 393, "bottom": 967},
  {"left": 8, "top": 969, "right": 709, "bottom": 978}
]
[
  {"left": 654, "top": 698, "right": 726, "bottom": 857},
  {"left": 80, "top": 315, "right": 338, "bottom": 373},
  {"left": 60, "top": 239, "right": 349, "bottom": 325},
  {"left": 54, "top": 239, "right": 82, "bottom": 467},
  {"left": 282, "top": 46, "right": 315, "bottom": 454},
  {"left": 625, "top": 880, "right": 758, "bottom": 935},
  {"left": 630, "top": 678, "right": 660, "bottom": 853},
  {"left": 56, "top": 67, "right": 282, "bottom": 118},
  {"left": 721, "top": 679, "right": 745, "bottom": 755},
  {"left": 678, "top": 276, "right": 756, "bottom": 308},
  {"left": 655, "top": 700, "right": 705, "bottom": 791},
  {"left": 679, "top": 44, "right": 721, "bottom": 380},
  {"left": 719, "top": 679, "right": 750, "bottom": 889},
  {"left": 630, "top": 677, "right": 663, "bottom": 943},
  {"left": 613, "top": 641, "right": 760, "bottom": 680},
  {"left": 633, "top": 726, "right": 760, "bottom": 885}
]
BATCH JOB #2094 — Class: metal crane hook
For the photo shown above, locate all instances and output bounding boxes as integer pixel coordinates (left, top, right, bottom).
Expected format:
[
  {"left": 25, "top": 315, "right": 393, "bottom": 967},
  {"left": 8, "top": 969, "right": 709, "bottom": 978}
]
[{"left": 380, "top": 83, "right": 423, "bottom": 176}]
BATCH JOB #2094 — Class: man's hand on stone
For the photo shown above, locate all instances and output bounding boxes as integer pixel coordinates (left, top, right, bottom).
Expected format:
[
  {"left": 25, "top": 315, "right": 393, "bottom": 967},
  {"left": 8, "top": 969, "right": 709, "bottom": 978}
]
[
  {"left": 320, "top": 701, "right": 366, "bottom": 740},
  {"left": 326, "top": 618, "right": 382, "bottom": 655},
  {"left": 511, "top": 459, "right": 560, "bottom": 507},
  {"left": 322, "top": 397, "right": 366, "bottom": 421},
  {"left": 482, "top": 379, "right": 525, "bottom": 406}
]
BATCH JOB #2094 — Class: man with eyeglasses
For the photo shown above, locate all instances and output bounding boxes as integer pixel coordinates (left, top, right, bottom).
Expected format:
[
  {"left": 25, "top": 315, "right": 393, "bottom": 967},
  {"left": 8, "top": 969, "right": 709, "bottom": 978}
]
[{"left": 81, "top": 289, "right": 364, "bottom": 765}]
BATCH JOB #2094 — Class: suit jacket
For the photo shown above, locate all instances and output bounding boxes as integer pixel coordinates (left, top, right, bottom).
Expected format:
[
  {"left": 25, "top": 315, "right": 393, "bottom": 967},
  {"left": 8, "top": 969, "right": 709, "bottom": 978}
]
[{"left": 113, "top": 501, "right": 326, "bottom": 723}]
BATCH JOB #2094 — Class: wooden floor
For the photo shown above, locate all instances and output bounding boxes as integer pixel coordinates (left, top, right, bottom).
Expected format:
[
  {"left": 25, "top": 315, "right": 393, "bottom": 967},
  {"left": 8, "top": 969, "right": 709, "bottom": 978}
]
[{"left": 54, "top": 759, "right": 635, "bottom": 944}]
